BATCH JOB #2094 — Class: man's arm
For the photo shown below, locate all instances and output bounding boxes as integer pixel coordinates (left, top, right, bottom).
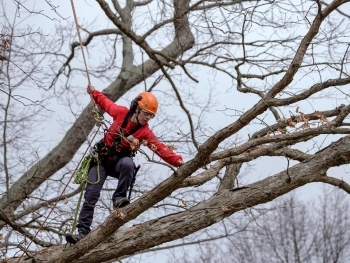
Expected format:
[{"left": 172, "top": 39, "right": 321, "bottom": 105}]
[
  {"left": 145, "top": 129, "right": 184, "bottom": 167},
  {"left": 87, "top": 84, "right": 120, "bottom": 117}
]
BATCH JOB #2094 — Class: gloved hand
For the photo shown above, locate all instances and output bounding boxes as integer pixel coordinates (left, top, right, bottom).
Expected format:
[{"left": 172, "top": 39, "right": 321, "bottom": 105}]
[
  {"left": 87, "top": 84, "right": 95, "bottom": 94},
  {"left": 177, "top": 160, "right": 184, "bottom": 167}
]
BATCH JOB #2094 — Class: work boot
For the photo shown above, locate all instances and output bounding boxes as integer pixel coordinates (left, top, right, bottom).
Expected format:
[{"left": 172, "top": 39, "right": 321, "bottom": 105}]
[
  {"left": 65, "top": 232, "right": 86, "bottom": 244},
  {"left": 113, "top": 197, "right": 130, "bottom": 209}
]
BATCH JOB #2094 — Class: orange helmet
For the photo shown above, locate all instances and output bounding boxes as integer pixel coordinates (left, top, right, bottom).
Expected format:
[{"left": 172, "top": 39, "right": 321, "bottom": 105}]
[{"left": 136, "top": 92, "right": 158, "bottom": 114}]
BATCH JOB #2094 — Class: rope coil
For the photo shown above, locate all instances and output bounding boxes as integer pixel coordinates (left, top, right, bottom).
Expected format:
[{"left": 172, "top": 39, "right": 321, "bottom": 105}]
[
  {"left": 73, "top": 154, "right": 101, "bottom": 185},
  {"left": 74, "top": 155, "right": 93, "bottom": 184},
  {"left": 71, "top": 153, "right": 101, "bottom": 233}
]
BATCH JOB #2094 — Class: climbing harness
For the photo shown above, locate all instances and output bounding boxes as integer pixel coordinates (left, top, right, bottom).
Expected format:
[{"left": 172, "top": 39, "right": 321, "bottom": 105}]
[
  {"left": 111, "top": 110, "right": 141, "bottom": 155},
  {"left": 111, "top": 95, "right": 142, "bottom": 149}
]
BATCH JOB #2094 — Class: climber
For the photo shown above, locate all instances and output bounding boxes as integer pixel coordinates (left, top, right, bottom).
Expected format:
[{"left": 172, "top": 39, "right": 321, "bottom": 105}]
[{"left": 65, "top": 84, "right": 184, "bottom": 244}]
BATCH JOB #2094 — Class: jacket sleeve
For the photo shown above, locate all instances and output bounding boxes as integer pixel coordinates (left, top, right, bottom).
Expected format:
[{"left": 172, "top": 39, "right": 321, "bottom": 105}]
[
  {"left": 91, "top": 90, "right": 120, "bottom": 117},
  {"left": 144, "top": 129, "right": 183, "bottom": 167}
]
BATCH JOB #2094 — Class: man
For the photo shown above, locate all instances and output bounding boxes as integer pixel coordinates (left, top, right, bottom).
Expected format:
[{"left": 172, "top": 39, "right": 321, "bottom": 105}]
[{"left": 65, "top": 84, "right": 184, "bottom": 244}]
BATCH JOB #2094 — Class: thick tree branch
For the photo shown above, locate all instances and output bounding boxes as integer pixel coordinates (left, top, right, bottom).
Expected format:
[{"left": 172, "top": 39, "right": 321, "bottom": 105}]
[{"left": 13, "top": 135, "right": 350, "bottom": 263}]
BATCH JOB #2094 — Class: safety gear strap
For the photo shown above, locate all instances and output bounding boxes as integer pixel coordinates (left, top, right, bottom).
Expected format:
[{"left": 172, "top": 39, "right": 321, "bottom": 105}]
[{"left": 112, "top": 109, "right": 141, "bottom": 148}]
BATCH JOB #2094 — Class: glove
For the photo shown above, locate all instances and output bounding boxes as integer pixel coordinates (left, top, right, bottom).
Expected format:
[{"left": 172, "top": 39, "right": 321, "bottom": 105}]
[
  {"left": 87, "top": 84, "right": 95, "bottom": 94},
  {"left": 177, "top": 160, "right": 184, "bottom": 167}
]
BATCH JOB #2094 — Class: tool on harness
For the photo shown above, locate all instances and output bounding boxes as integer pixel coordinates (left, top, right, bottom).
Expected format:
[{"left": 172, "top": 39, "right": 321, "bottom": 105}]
[
  {"left": 91, "top": 140, "right": 109, "bottom": 156},
  {"left": 128, "top": 164, "right": 141, "bottom": 200}
]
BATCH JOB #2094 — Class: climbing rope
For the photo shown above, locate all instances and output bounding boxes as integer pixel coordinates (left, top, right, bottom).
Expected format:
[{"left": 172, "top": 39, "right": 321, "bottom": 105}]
[
  {"left": 16, "top": 129, "right": 100, "bottom": 263},
  {"left": 70, "top": 0, "right": 105, "bottom": 127},
  {"left": 69, "top": 0, "right": 90, "bottom": 84},
  {"left": 70, "top": 153, "right": 103, "bottom": 233},
  {"left": 74, "top": 155, "right": 94, "bottom": 185},
  {"left": 16, "top": 1, "right": 103, "bottom": 262}
]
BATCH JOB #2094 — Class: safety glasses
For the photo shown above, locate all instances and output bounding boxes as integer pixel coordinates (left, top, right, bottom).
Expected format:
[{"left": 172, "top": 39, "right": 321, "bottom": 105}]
[{"left": 140, "top": 109, "right": 155, "bottom": 118}]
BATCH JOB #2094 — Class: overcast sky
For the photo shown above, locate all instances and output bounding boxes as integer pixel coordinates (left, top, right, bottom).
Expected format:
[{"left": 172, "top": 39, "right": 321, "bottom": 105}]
[{"left": 3, "top": 1, "right": 350, "bottom": 261}]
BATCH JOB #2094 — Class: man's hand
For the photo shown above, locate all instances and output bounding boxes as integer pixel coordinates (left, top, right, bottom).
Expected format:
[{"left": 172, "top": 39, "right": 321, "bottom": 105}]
[
  {"left": 177, "top": 160, "right": 184, "bottom": 167},
  {"left": 87, "top": 84, "right": 95, "bottom": 94}
]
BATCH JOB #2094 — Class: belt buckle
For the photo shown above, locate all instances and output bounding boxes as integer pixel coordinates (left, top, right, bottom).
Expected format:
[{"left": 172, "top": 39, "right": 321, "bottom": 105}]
[{"left": 100, "top": 147, "right": 109, "bottom": 156}]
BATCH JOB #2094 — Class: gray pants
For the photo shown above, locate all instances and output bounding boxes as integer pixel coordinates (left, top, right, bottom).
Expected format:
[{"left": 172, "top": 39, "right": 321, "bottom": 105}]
[{"left": 76, "top": 156, "right": 135, "bottom": 235}]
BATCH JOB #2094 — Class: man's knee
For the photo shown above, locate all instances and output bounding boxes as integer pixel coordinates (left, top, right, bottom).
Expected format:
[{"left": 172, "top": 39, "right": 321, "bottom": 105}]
[
  {"left": 87, "top": 166, "right": 103, "bottom": 182},
  {"left": 84, "top": 186, "right": 101, "bottom": 204},
  {"left": 119, "top": 157, "right": 135, "bottom": 174},
  {"left": 121, "top": 157, "right": 134, "bottom": 167}
]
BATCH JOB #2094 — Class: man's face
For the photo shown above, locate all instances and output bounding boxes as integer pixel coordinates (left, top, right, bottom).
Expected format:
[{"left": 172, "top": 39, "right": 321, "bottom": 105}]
[{"left": 138, "top": 108, "right": 155, "bottom": 125}]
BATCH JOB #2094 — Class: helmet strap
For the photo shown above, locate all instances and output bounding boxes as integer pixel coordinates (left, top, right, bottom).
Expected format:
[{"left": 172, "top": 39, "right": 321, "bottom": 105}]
[{"left": 132, "top": 108, "right": 142, "bottom": 126}]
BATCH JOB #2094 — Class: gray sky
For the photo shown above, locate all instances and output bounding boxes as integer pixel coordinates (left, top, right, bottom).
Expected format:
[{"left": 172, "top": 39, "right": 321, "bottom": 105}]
[{"left": 3, "top": 0, "right": 350, "bottom": 261}]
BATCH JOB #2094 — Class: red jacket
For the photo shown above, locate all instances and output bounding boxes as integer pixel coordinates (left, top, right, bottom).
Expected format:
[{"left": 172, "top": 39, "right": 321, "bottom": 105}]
[{"left": 92, "top": 90, "right": 183, "bottom": 167}]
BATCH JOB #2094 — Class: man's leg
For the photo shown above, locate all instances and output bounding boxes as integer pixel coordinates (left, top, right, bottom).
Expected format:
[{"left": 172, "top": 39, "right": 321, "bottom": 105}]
[
  {"left": 112, "top": 157, "right": 135, "bottom": 208},
  {"left": 66, "top": 164, "right": 107, "bottom": 244}
]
